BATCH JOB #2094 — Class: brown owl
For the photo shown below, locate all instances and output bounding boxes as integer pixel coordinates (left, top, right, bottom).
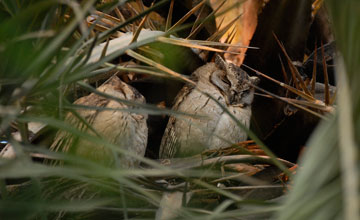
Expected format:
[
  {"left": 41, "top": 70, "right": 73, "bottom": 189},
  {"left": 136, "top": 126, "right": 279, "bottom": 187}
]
[
  {"left": 159, "top": 55, "right": 259, "bottom": 158},
  {"left": 50, "top": 76, "right": 147, "bottom": 168}
]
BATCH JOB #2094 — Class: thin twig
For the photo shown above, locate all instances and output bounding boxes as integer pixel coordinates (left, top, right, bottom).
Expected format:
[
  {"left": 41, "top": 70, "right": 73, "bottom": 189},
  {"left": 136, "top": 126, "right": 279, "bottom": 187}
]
[
  {"left": 311, "top": 42, "right": 318, "bottom": 95},
  {"left": 321, "top": 41, "right": 330, "bottom": 105},
  {"left": 273, "top": 33, "right": 313, "bottom": 97},
  {"left": 165, "top": 0, "right": 174, "bottom": 31}
]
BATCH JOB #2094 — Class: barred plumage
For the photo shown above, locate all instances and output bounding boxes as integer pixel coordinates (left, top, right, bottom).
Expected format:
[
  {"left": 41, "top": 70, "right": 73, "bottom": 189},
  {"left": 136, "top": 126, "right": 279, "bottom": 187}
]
[
  {"left": 159, "top": 55, "right": 259, "bottom": 158},
  {"left": 50, "top": 76, "right": 147, "bottom": 168}
]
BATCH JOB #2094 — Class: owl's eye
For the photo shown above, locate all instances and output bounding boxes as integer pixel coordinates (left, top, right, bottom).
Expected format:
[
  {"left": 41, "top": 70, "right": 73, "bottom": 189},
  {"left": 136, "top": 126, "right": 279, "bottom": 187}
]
[
  {"left": 221, "top": 77, "right": 231, "bottom": 86},
  {"left": 241, "top": 90, "right": 250, "bottom": 96}
]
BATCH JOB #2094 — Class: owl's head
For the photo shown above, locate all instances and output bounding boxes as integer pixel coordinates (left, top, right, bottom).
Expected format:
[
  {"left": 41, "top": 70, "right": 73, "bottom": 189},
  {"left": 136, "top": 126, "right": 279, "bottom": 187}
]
[
  {"left": 214, "top": 55, "right": 259, "bottom": 106},
  {"left": 99, "top": 76, "right": 146, "bottom": 103}
]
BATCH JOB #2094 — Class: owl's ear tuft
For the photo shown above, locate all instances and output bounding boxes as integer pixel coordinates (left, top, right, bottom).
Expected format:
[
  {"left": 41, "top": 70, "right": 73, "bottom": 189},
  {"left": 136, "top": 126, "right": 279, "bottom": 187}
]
[
  {"left": 215, "top": 54, "right": 227, "bottom": 70},
  {"left": 249, "top": 76, "right": 260, "bottom": 85}
]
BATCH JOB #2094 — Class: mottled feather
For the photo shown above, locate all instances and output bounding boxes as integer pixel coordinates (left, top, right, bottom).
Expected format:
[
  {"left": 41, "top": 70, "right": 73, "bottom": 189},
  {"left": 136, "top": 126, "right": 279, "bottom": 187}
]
[
  {"left": 50, "top": 76, "right": 148, "bottom": 168},
  {"left": 159, "top": 56, "right": 259, "bottom": 159}
]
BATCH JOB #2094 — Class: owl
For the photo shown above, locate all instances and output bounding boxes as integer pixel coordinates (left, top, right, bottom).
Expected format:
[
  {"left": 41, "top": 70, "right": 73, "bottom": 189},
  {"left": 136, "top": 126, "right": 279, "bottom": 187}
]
[
  {"left": 159, "top": 55, "right": 259, "bottom": 158},
  {"left": 50, "top": 76, "right": 147, "bottom": 168}
]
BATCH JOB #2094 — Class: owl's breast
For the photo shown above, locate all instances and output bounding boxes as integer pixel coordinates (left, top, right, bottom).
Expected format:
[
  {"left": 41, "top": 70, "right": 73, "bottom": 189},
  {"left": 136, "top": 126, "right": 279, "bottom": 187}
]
[{"left": 209, "top": 105, "right": 252, "bottom": 149}]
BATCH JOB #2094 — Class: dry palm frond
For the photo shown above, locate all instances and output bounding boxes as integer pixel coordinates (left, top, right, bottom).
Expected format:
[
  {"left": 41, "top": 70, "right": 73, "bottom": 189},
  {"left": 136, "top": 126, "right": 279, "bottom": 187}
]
[
  {"left": 182, "top": 39, "right": 256, "bottom": 49},
  {"left": 224, "top": 26, "right": 238, "bottom": 45},
  {"left": 100, "top": 37, "right": 110, "bottom": 60},
  {"left": 152, "top": 146, "right": 296, "bottom": 220},
  {"left": 311, "top": 42, "right": 318, "bottom": 95},
  {"left": 95, "top": 10, "right": 122, "bottom": 24},
  {"left": 157, "top": 37, "right": 244, "bottom": 55},
  {"left": 208, "top": 14, "right": 242, "bottom": 42},
  {"left": 273, "top": 33, "right": 313, "bottom": 97},
  {"left": 166, "top": 0, "right": 206, "bottom": 33},
  {"left": 125, "top": 49, "right": 194, "bottom": 85},
  {"left": 321, "top": 41, "right": 330, "bottom": 105},
  {"left": 188, "top": 1, "right": 206, "bottom": 35},
  {"left": 130, "top": 4, "right": 151, "bottom": 43},
  {"left": 86, "top": 11, "right": 125, "bottom": 37},
  {"left": 103, "top": 63, "right": 172, "bottom": 79},
  {"left": 165, "top": 0, "right": 175, "bottom": 31},
  {"left": 251, "top": 82, "right": 327, "bottom": 119},
  {"left": 187, "top": 0, "right": 227, "bottom": 39},
  {"left": 279, "top": 55, "right": 289, "bottom": 84},
  {"left": 242, "top": 64, "right": 316, "bottom": 102},
  {"left": 244, "top": 33, "right": 336, "bottom": 120},
  {"left": 203, "top": 140, "right": 266, "bottom": 157},
  {"left": 114, "top": 7, "right": 127, "bottom": 23}
]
